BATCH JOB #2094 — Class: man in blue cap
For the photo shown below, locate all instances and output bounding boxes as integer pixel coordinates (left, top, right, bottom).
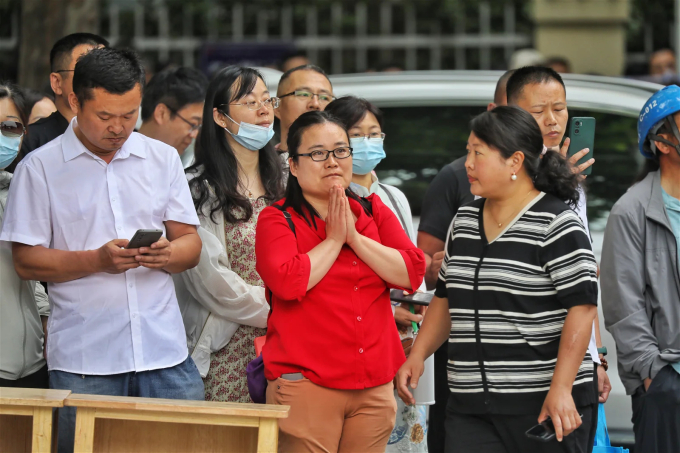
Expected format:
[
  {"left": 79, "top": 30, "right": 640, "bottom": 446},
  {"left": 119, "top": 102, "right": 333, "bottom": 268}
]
[{"left": 601, "top": 85, "right": 680, "bottom": 452}]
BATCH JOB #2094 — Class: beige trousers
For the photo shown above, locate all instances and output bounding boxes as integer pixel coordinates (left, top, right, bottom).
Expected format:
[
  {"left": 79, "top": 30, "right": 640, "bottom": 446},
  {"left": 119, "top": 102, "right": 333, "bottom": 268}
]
[{"left": 266, "top": 377, "right": 397, "bottom": 453}]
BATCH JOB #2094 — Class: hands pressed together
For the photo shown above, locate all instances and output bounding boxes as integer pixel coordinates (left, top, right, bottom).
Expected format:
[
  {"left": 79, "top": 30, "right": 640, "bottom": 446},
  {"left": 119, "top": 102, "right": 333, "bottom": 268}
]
[
  {"left": 325, "top": 185, "right": 359, "bottom": 247},
  {"left": 97, "top": 237, "right": 173, "bottom": 274}
]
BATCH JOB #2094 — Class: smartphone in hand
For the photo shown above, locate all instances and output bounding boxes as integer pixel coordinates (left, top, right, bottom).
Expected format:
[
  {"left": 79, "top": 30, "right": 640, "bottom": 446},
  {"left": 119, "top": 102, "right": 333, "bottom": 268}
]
[
  {"left": 525, "top": 414, "right": 583, "bottom": 442},
  {"left": 567, "top": 117, "right": 596, "bottom": 176},
  {"left": 126, "top": 229, "right": 163, "bottom": 249},
  {"left": 389, "top": 289, "right": 434, "bottom": 306}
]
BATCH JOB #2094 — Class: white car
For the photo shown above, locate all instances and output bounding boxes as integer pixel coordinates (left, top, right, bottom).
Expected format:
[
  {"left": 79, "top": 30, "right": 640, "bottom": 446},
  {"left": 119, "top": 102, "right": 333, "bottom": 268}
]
[{"left": 262, "top": 69, "right": 661, "bottom": 446}]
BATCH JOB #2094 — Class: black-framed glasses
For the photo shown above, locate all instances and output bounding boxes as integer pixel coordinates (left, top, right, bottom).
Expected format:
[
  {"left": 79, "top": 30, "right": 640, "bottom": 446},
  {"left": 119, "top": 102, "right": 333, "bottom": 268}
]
[
  {"left": 0, "top": 120, "right": 25, "bottom": 138},
  {"left": 225, "top": 97, "right": 280, "bottom": 111},
  {"left": 166, "top": 105, "right": 201, "bottom": 133},
  {"left": 298, "top": 147, "right": 353, "bottom": 162},
  {"left": 279, "top": 90, "right": 335, "bottom": 104},
  {"left": 349, "top": 132, "right": 386, "bottom": 141},
  {"left": 54, "top": 69, "right": 74, "bottom": 74}
]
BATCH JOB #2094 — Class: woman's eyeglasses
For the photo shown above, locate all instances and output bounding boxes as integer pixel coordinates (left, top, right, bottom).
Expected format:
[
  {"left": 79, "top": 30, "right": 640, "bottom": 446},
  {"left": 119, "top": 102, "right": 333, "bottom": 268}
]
[
  {"left": 0, "top": 120, "right": 25, "bottom": 138},
  {"left": 225, "top": 97, "right": 280, "bottom": 111},
  {"left": 349, "top": 133, "right": 386, "bottom": 141},
  {"left": 298, "top": 147, "right": 353, "bottom": 162}
]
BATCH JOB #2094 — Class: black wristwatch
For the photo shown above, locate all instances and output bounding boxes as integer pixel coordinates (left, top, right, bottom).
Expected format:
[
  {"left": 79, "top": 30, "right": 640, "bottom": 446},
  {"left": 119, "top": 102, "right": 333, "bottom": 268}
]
[{"left": 597, "top": 347, "right": 608, "bottom": 356}]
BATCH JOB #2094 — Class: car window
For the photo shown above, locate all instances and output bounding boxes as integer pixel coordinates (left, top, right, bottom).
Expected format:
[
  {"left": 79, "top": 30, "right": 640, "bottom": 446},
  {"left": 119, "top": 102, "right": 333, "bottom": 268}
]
[{"left": 376, "top": 106, "right": 641, "bottom": 227}]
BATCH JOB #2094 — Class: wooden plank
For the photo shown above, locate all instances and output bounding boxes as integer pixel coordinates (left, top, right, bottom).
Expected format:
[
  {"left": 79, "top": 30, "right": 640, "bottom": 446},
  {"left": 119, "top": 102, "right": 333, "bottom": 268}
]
[
  {"left": 93, "top": 419, "right": 258, "bottom": 453},
  {"left": 31, "top": 407, "right": 52, "bottom": 453},
  {"left": 0, "top": 405, "right": 34, "bottom": 416},
  {"left": 93, "top": 408, "right": 260, "bottom": 428},
  {"left": 0, "top": 389, "right": 71, "bottom": 408},
  {"left": 73, "top": 407, "right": 96, "bottom": 453},
  {"left": 65, "top": 394, "right": 289, "bottom": 419},
  {"left": 256, "top": 418, "right": 279, "bottom": 453},
  {"left": 0, "top": 414, "right": 32, "bottom": 453}
]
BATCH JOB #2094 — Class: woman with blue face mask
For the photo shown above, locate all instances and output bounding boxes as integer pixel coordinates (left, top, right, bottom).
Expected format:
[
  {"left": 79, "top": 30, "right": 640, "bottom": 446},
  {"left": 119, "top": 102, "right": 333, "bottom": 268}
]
[
  {"left": 0, "top": 82, "right": 50, "bottom": 389},
  {"left": 325, "top": 96, "right": 434, "bottom": 452},
  {"left": 176, "top": 67, "right": 285, "bottom": 403}
]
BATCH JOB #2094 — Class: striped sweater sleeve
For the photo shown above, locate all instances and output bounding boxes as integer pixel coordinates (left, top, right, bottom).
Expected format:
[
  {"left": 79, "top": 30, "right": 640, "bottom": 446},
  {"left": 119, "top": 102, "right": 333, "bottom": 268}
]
[{"left": 540, "top": 209, "right": 599, "bottom": 309}]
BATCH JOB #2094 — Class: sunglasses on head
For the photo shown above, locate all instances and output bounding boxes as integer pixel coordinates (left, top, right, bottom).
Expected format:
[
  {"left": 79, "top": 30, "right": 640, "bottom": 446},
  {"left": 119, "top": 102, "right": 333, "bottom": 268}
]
[{"left": 1, "top": 120, "right": 25, "bottom": 138}]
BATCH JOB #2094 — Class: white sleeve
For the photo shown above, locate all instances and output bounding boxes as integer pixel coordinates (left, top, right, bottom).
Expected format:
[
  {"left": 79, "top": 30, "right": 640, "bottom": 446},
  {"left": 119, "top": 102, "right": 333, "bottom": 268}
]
[
  {"left": 573, "top": 186, "right": 591, "bottom": 240},
  {"left": 0, "top": 161, "right": 52, "bottom": 247},
  {"left": 164, "top": 151, "right": 200, "bottom": 226},
  {"left": 179, "top": 226, "right": 269, "bottom": 328}
]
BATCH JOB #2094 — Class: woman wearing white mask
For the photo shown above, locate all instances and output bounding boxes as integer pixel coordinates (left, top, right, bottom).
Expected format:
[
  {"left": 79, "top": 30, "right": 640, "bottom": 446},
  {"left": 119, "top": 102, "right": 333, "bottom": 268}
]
[
  {"left": 326, "top": 96, "right": 434, "bottom": 452},
  {"left": 175, "top": 67, "right": 285, "bottom": 402},
  {"left": 0, "top": 82, "right": 50, "bottom": 389}
]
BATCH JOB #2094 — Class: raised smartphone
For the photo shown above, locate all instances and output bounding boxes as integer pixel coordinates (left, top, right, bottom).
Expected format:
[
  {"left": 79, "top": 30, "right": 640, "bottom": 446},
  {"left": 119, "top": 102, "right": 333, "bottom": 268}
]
[
  {"left": 567, "top": 117, "right": 596, "bottom": 176},
  {"left": 126, "top": 229, "right": 163, "bottom": 249}
]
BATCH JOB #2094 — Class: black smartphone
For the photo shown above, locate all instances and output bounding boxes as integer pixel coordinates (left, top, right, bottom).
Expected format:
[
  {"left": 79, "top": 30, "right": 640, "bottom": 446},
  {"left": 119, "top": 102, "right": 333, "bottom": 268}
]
[
  {"left": 126, "top": 229, "right": 163, "bottom": 249},
  {"left": 567, "top": 117, "right": 596, "bottom": 176},
  {"left": 525, "top": 414, "right": 583, "bottom": 442},
  {"left": 389, "top": 289, "right": 434, "bottom": 306}
]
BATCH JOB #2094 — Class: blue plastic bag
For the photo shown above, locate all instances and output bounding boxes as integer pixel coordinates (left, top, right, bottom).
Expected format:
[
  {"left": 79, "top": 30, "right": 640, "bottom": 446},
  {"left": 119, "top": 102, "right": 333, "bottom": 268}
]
[{"left": 593, "top": 403, "right": 629, "bottom": 453}]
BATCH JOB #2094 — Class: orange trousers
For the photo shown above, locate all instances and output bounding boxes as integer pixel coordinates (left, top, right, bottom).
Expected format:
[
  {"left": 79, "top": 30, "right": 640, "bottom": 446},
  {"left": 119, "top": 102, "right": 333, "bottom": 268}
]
[{"left": 266, "top": 377, "right": 397, "bottom": 453}]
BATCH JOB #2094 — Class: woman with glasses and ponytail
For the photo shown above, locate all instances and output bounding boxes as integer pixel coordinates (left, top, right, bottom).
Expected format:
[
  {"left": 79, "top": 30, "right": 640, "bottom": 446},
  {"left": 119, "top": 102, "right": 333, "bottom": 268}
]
[
  {"left": 0, "top": 82, "right": 50, "bottom": 389},
  {"left": 255, "top": 110, "right": 425, "bottom": 452},
  {"left": 325, "top": 96, "right": 434, "bottom": 451},
  {"left": 174, "top": 67, "right": 285, "bottom": 403}
]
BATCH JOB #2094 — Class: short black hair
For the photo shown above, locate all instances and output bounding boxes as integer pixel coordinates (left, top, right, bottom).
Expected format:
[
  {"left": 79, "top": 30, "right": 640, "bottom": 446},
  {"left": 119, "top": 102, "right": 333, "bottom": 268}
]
[
  {"left": 324, "top": 96, "right": 383, "bottom": 131},
  {"left": 277, "top": 64, "right": 331, "bottom": 95},
  {"left": 494, "top": 69, "right": 515, "bottom": 105},
  {"left": 50, "top": 33, "right": 109, "bottom": 72},
  {"left": 73, "top": 47, "right": 145, "bottom": 105},
  {"left": 141, "top": 67, "right": 208, "bottom": 122},
  {"left": 506, "top": 66, "right": 565, "bottom": 104}
]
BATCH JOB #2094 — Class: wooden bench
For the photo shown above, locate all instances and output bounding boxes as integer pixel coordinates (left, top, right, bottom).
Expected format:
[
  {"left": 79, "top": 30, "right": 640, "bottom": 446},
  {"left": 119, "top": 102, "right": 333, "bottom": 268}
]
[
  {"left": 0, "top": 387, "right": 71, "bottom": 453},
  {"left": 65, "top": 394, "right": 289, "bottom": 453}
]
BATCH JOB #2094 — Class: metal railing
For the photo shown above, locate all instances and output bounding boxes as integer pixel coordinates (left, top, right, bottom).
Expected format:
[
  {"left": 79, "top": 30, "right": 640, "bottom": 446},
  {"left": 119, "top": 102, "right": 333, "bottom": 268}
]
[{"left": 0, "top": 1, "right": 532, "bottom": 73}]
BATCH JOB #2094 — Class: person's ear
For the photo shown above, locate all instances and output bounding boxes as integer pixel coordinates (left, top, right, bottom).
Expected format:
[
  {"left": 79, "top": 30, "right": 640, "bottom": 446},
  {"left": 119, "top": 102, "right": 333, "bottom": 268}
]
[
  {"left": 510, "top": 151, "right": 525, "bottom": 172},
  {"left": 50, "top": 73, "right": 63, "bottom": 96},
  {"left": 67, "top": 92, "right": 80, "bottom": 115},
  {"left": 289, "top": 157, "right": 298, "bottom": 178},
  {"left": 154, "top": 103, "right": 170, "bottom": 125},
  {"left": 274, "top": 107, "right": 282, "bottom": 120},
  {"left": 487, "top": 102, "right": 497, "bottom": 111},
  {"left": 654, "top": 137, "right": 674, "bottom": 156},
  {"left": 212, "top": 108, "right": 227, "bottom": 128}
]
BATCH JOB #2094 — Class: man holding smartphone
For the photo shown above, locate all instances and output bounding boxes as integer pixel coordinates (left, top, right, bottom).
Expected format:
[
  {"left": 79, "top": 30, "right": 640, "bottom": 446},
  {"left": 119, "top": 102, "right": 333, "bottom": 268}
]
[{"left": 0, "top": 48, "right": 203, "bottom": 453}]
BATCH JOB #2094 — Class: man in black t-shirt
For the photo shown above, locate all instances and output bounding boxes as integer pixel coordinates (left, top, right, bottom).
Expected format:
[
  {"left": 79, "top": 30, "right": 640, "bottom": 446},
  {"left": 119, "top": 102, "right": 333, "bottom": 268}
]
[
  {"left": 419, "top": 69, "right": 513, "bottom": 453},
  {"left": 14, "top": 34, "right": 108, "bottom": 169}
]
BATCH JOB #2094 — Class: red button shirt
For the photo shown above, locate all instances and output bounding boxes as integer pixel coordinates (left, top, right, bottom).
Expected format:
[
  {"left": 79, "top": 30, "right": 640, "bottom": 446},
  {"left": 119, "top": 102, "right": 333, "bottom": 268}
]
[{"left": 256, "top": 194, "right": 426, "bottom": 390}]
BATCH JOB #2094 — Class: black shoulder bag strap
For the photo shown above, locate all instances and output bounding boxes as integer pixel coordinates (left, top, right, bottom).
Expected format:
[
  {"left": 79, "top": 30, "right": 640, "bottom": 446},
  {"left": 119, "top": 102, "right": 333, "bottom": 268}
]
[
  {"left": 272, "top": 204, "right": 296, "bottom": 237},
  {"left": 378, "top": 183, "right": 408, "bottom": 235}
]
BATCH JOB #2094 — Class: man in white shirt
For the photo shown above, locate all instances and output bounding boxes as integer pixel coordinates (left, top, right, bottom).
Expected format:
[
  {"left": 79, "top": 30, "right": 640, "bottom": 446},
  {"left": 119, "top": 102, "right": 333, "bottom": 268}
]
[{"left": 0, "top": 48, "right": 203, "bottom": 453}]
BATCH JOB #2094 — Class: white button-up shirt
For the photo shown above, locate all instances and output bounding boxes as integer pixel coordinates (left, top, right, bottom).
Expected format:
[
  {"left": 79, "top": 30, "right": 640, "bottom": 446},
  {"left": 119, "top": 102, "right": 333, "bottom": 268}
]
[{"left": 0, "top": 119, "right": 200, "bottom": 375}]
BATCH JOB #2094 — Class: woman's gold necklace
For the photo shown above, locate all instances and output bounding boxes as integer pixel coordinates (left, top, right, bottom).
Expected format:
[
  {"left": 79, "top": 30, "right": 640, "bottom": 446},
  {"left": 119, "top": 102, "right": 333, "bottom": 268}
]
[{"left": 490, "top": 190, "right": 536, "bottom": 228}]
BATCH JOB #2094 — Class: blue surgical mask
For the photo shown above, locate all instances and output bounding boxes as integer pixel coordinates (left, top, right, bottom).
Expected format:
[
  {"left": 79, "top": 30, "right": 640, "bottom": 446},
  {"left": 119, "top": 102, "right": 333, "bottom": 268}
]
[
  {"left": 0, "top": 134, "right": 21, "bottom": 170},
  {"left": 224, "top": 114, "right": 274, "bottom": 151},
  {"left": 350, "top": 137, "right": 386, "bottom": 175}
]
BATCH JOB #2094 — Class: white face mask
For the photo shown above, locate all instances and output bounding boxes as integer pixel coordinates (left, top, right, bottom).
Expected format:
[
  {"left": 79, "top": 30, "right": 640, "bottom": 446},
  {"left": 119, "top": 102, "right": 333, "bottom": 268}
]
[{"left": 224, "top": 114, "right": 274, "bottom": 151}]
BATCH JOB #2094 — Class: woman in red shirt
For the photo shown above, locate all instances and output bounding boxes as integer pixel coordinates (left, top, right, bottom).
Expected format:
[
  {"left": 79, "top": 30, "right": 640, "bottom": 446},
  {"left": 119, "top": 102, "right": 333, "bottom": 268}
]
[{"left": 256, "top": 110, "right": 426, "bottom": 452}]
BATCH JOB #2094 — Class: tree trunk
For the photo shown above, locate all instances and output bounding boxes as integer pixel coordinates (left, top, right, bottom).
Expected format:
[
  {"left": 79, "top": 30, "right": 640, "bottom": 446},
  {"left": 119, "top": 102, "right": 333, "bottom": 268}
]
[{"left": 18, "top": 0, "right": 99, "bottom": 90}]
